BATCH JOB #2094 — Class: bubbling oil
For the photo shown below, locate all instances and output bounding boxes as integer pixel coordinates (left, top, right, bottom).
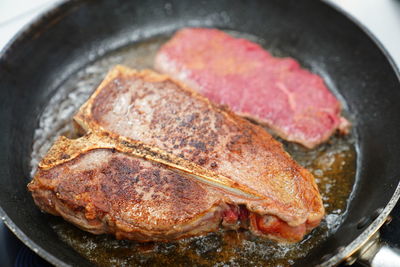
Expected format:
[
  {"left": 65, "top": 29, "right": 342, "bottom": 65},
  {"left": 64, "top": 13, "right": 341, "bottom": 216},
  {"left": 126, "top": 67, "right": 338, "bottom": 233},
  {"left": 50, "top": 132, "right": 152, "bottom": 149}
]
[{"left": 32, "top": 35, "right": 356, "bottom": 267}]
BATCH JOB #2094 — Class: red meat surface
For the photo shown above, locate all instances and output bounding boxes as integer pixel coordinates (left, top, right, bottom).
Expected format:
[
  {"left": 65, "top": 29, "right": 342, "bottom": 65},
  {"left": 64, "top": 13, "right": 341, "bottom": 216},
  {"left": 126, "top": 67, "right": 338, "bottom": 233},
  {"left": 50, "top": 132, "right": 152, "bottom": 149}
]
[{"left": 155, "top": 28, "right": 349, "bottom": 148}]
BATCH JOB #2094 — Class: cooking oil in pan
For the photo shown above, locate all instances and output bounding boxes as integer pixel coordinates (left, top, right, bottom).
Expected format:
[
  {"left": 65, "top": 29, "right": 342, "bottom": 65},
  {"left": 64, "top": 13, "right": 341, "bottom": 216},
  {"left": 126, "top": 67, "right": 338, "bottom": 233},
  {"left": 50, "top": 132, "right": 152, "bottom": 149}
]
[{"left": 31, "top": 35, "right": 356, "bottom": 267}]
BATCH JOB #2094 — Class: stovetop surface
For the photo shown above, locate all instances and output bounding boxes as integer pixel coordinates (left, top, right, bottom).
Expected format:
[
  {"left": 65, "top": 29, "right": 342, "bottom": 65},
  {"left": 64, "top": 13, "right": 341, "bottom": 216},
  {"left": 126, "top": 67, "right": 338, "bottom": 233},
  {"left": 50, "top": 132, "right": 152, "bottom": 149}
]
[{"left": 1, "top": 0, "right": 400, "bottom": 266}]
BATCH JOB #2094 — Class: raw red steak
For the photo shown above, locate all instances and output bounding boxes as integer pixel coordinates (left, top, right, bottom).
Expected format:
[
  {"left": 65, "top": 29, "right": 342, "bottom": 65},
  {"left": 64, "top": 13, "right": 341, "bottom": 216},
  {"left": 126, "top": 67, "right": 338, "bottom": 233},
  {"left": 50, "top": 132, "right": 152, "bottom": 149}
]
[{"left": 155, "top": 28, "right": 349, "bottom": 148}]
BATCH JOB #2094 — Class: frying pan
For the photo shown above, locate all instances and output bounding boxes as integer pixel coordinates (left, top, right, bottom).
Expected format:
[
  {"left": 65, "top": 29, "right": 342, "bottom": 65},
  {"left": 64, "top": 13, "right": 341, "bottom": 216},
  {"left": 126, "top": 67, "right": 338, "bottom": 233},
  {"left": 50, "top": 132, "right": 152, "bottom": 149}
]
[{"left": 0, "top": 0, "right": 400, "bottom": 266}]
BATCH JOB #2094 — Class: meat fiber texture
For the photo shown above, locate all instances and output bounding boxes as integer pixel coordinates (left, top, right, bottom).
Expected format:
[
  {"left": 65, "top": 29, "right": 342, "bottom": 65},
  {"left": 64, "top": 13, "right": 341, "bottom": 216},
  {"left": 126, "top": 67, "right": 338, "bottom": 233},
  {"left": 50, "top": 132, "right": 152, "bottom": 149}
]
[
  {"left": 155, "top": 28, "right": 350, "bottom": 148},
  {"left": 29, "top": 66, "right": 324, "bottom": 243}
]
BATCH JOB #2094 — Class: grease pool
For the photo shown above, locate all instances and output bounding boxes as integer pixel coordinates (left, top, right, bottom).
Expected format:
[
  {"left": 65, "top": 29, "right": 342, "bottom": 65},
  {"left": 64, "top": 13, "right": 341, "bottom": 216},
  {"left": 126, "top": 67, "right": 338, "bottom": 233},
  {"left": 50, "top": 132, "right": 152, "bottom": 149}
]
[{"left": 31, "top": 35, "right": 356, "bottom": 267}]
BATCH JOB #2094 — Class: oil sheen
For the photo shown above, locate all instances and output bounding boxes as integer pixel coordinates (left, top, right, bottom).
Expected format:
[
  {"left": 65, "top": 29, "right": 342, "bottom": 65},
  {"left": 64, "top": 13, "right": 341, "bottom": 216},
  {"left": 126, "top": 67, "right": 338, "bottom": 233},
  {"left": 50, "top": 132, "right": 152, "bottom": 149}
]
[{"left": 31, "top": 35, "right": 356, "bottom": 267}]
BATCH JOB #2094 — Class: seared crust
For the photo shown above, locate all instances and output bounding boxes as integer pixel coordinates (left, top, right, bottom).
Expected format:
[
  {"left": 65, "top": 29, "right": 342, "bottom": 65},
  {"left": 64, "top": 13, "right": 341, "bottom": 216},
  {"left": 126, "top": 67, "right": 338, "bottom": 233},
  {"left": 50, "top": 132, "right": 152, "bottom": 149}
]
[
  {"left": 75, "top": 66, "right": 324, "bottom": 226},
  {"left": 29, "top": 66, "right": 324, "bottom": 243},
  {"left": 30, "top": 148, "right": 225, "bottom": 241}
]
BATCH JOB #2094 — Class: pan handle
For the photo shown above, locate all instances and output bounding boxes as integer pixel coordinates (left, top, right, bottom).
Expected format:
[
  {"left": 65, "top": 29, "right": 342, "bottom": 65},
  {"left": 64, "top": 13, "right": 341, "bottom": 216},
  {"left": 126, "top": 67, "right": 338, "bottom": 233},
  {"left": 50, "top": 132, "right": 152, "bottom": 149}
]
[{"left": 353, "top": 232, "right": 400, "bottom": 267}]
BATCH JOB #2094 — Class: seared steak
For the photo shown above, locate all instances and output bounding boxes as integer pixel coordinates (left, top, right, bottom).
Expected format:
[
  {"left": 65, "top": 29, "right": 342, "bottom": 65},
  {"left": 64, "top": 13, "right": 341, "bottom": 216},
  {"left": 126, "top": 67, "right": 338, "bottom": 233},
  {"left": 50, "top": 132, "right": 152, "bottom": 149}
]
[
  {"left": 29, "top": 66, "right": 324, "bottom": 242},
  {"left": 29, "top": 137, "right": 226, "bottom": 241},
  {"left": 154, "top": 28, "right": 350, "bottom": 148}
]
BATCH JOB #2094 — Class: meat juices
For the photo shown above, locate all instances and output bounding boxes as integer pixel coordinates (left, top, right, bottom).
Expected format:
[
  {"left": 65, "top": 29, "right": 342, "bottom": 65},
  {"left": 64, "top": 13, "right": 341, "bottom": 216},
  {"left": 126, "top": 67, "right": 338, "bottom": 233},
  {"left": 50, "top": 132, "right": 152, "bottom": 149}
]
[
  {"left": 155, "top": 28, "right": 350, "bottom": 148},
  {"left": 28, "top": 66, "right": 324, "bottom": 243}
]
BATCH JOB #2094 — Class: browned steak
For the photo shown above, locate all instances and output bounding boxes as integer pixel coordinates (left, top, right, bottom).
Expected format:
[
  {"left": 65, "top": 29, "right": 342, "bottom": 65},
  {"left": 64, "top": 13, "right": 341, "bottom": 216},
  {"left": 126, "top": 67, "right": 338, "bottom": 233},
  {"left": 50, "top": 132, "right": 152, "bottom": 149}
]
[{"left": 29, "top": 66, "right": 324, "bottom": 243}]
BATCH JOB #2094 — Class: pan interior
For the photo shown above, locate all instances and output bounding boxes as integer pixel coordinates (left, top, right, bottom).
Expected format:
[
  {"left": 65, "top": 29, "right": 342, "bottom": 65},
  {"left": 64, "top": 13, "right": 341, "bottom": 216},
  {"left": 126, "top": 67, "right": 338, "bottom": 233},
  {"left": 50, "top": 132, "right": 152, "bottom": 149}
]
[
  {"left": 1, "top": 0, "right": 400, "bottom": 266},
  {"left": 30, "top": 34, "right": 356, "bottom": 267}
]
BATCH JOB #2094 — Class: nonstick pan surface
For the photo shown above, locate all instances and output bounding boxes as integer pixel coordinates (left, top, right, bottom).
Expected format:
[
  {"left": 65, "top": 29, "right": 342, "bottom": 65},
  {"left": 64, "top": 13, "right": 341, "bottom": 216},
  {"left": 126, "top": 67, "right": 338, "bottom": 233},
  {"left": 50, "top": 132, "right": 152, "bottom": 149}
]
[{"left": 0, "top": 0, "right": 400, "bottom": 266}]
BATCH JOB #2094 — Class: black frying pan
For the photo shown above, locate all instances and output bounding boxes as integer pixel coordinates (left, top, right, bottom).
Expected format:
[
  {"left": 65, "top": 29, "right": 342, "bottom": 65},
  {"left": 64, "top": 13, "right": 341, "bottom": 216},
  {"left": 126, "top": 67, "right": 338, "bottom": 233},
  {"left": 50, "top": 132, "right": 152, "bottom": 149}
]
[{"left": 0, "top": 0, "right": 400, "bottom": 266}]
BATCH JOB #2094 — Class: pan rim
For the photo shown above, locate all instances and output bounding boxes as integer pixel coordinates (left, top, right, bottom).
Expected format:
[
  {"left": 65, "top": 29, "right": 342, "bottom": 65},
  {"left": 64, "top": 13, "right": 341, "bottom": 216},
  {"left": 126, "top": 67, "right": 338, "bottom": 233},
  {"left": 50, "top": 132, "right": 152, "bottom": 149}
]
[
  {"left": 0, "top": 0, "right": 67, "bottom": 60},
  {"left": 320, "top": 183, "right": 400, "bottom": 266},
  {"left": 0, "top": 1, "right": 73, "bottom": 266},
  {"left": 319, "top": 0, "right": 400, "bottom": 265},
  {"left": 0, "top": 209, "right": 70, "bottom": 267},
  {"left": 0, "top": 0, "right": 400, "bottom": 266}
]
